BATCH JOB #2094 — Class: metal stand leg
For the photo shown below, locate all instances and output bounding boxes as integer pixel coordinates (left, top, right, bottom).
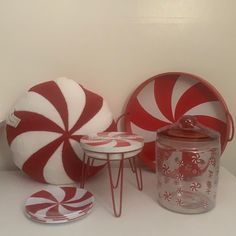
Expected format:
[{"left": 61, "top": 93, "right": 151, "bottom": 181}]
[
  {"left": 80, "top": 153, "right": 92, "bottom": 189},
  {"left": 129, "top": 156, "right": 143, "bottom": 191},
  {"left": 107, "top": 154, "right": 124, "bottom": 217}
]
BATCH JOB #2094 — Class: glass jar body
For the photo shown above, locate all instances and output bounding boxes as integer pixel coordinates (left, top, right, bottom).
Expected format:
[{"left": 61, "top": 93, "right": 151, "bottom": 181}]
[{"left": 156, "top": 137, "right": 220, "bottom": 214}]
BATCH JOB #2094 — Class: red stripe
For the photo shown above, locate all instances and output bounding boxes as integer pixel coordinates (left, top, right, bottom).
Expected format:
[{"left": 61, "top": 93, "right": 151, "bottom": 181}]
[
  {"left": 175, "top": 83, "right": 218, "bottom": 120},
  {"left": 26, "top": 203, "right": 56, "bottom": 214},
  {"left": 115, "top": 140, "right": 131, "bottom": 147},
  {"left": 31, "top": 190, "right": 58, "bottom": 202},
  {"left": 62, "top": 140, "right": 83, "bottom": 181},
  {"left": 65, "top": 192, "right": 93, "bottom": 204},
  {"left": 73, "top": 191, "right": 92, "bottom": 203},
  {"left": 6, "top": 111, "right": 64, "bottom": 144},
  {"left": 69, "top": 135, "right": 83, "bottom": 143},
  {"left": 30, "top": 81, "right": 69, "bottom": 131},
  {"left": 154, "top": 74, "right": 178, "bottom": 122},
  {"left": 61, "top": 203, "right": 92, "bottom": 212},
  {"left": 126, "top": 97, "right": 170, "bottom": 131},
  {"left": 46, "top": 205, "right": 63, "bottom": 217},
  {"left": 135, "top": 137, "right": 144, "bottom": 142},
  {"left": 105, "top": 121, "right": 117, "bottom": 132},
  {"left": 22, "top": 136, "right": 64, "bottom": 183},
  {"left": 70, "top": 87, "right": 103, "bottom": 134},
  {"left": 61, "top": 187, "right": 77, "bottom": 202}
]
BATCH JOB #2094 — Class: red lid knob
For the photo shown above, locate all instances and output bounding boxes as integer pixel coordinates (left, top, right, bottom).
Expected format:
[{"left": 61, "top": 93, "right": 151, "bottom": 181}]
[{"left": 179, "top": 115, "right": 197, "bottom": 129}]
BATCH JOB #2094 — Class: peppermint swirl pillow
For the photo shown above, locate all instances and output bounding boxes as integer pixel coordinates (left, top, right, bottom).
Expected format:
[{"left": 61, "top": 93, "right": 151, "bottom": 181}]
[{"left": 6, "top": 77, "right": 116, "bottom": 184}]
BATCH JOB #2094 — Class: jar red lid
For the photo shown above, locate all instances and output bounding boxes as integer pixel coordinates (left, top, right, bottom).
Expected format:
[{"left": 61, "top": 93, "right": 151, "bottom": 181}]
[{"left": 157, "top": 115, "right": 219, "bottom": 141}]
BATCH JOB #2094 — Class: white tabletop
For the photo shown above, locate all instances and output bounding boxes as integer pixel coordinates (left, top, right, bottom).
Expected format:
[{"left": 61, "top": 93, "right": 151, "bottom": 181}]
[{"left": 1, "top": 167, "right": 236, "bottom": 236}]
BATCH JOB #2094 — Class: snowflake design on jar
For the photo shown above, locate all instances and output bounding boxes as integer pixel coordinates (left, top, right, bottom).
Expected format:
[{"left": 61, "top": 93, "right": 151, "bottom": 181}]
[
  {"left": 190, "top": 182, "right": 201, "bottom": 192},
  {"left": 176, "top": 198, "right": 184, "bottom": 206},
  {"left": 177, "top": 160, "right": 184, "bottom": 167},
  {"left": 209, "top": 156, "right": 216, "bottom": 167},
  {"left": 206, "top": 181, "right": 212, "bottom": 188},
  {"left": 163, "top": 191, "right": 172, "bottom": 201},
  {"left": 176, "top": 173, "right": 184, "bottom": 181},
  {"left": 162, "top": 163, "right": 170, "bottom": 175},
  {"left": 191, "top": 153, "right": 202, "bottom": 164},
  {"left": 201, "top": 201, "right": 209, "bottom": 209},
  {"left": 191, "top": 168, "right": 199, "bottom": 175},
  {"left": 208, "top": 170, "right": 213, "bottom": 178},
  {"left": 206, "top": 188, "right": 211, "bottom": 194},
  {"left": 177, "top": 187, "right": 184, "bottom": 195},
  {"left": 209, "top": 148, "right": 218, "bottom": 167}
]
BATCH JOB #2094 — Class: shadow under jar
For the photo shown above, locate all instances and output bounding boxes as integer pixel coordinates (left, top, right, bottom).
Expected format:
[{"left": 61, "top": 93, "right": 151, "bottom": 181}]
[{"left": 156, "top": 115, "right": 220, "bottom": 214}]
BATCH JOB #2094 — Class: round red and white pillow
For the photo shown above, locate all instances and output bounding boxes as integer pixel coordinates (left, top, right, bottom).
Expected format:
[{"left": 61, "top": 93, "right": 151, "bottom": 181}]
[{"left": 6, "top": 77, "right": 116, "bottom": 184}]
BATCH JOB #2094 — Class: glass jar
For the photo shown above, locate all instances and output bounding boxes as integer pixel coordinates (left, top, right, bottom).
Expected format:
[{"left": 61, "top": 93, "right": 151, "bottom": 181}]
[{"left": 156, "top": 115, "right": 220, "bottom": 214}]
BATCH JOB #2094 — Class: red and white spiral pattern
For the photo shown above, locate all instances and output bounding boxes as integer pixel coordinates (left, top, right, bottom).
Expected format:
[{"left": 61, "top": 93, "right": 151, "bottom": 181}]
[
  {"left": 25, "top": 186, "right": 94, "bottom": 222},
  {"left": 6, "top": 78, "right": 116, "bottom": 184},
  {"left": 125, "top": 72, "right": 230, "bottom": 171},
  {"left": 80, "top": 132, "right": 144, "bottom": 159}
]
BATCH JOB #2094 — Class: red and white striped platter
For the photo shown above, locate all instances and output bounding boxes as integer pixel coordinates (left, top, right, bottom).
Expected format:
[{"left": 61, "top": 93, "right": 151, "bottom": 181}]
[
  {"left": 6, "top": 77, "right": 116, "bottom": 184},
  {"left": 25, "top": 186, "right": 94, "bottom": 224},
  {"left": 80, "top": 132, "right": 144, "bottom": 160},
  {"left": 124, "top": 72, "right": 234, "bottom": 171}
]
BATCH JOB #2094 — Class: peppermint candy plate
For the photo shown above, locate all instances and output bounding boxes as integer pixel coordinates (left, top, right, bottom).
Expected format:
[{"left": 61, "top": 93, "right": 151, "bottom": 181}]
[
  {"left": 124, "top": 72, "right": 234, "bottom": 171},
  {"left": 25, "top": 207, "right": 93, "bottom": 224},
  {"left": 24, "top": 186, "right": 94, "bottom": 223}
]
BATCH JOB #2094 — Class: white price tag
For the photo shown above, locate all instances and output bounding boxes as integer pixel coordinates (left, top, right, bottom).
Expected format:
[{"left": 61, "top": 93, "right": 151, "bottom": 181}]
[{"left": 6, "top": 112, "right": 21, "bottom": 128}]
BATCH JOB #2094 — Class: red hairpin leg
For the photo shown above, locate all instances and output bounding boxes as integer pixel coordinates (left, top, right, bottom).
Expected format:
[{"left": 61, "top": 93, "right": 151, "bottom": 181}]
[
  {"left": 107, "top": 154, "right": 124, "bottom": 217},
  {"left": 129, "top": 158, "right": 135, "bottom": 172},
  {"left": 80, "top": 153, "right": 92, "bottom": 189},
  {"left": 129, "top": 155, "right": 143, "bottom": 191}
]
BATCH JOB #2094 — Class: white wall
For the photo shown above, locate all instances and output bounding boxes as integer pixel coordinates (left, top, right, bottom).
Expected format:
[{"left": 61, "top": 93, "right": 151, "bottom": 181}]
[{"left": 0, "top": 0, "right": 235, "bottom": 173}]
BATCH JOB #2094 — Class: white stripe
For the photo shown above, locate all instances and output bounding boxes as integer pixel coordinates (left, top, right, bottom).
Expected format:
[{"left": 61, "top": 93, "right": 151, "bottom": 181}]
[
  {"left": 55, "top": 77, "right": 86, "bottom": 130},
  {"left": 171, "top": 75, "right": 198, "bottom": 119},
  {"left": 10, "top": 131, "right": 62, "bottom": 169},
  {"left": 82, "top": 139, "right": 116, "bottom": 149},
  {"left": 81, "top": 138, "right": 110, "bottom": 144},
  {"left": 72, "top": 100, "right": 113, "bottom": 135},
  {"left": 58, "top": 205, "right": 78, "bottom": 216},
  {"left": 63, "top": 197, "right": 93, "bottom": 208},
  {"left": 65, "top": 188, "right": 87, "bottom": 202},
  {"left": 130, "top": 122, "right": 156, "bottom": 143},
  {"left": 45, "top": 187, "right": 66, "bottom": 203},
  {"left": 106, "top": 132, "right": 124, "bottom": 137},
  {"left": 26, "top": 197, "right": 55, "bottom": 205},
  {"left": 15, "top": 91, "right": 64, "bottom": 129},
  {"left": 43, "top": 144, "right": 73, "bottom": 184},
  {"left": 184, "top": 101, "right": 226, "bottom": 122},
  {"left": 137, "top": 80, "right": 171, "bottom": 123}
]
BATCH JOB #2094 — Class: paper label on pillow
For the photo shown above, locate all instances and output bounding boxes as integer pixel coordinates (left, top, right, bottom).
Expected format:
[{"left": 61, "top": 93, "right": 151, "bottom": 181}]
[{"left": 6, "top": 112, "right": 21, "bottom": 128}]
